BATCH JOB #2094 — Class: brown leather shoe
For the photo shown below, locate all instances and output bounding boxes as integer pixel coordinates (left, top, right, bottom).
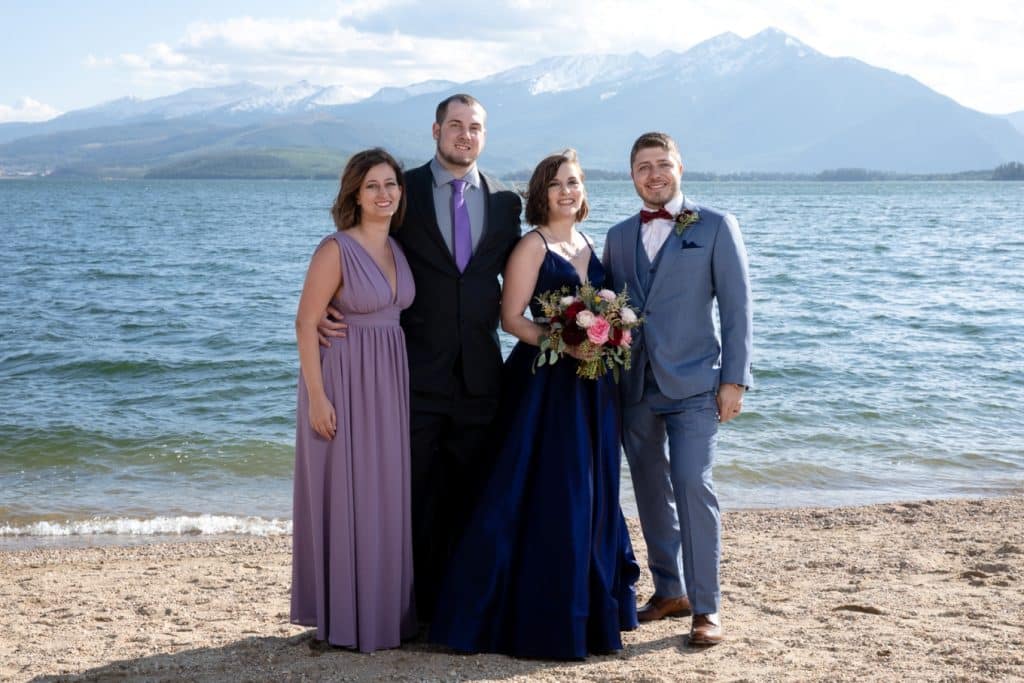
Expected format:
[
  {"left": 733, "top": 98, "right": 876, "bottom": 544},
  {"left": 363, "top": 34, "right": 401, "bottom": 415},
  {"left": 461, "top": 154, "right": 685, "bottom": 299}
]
[
  {"left": 689, "top": 613, "right": 723, "bottom": 646},
  {"left": 637, "top": 594, "right": 692, "bottom": 623}
]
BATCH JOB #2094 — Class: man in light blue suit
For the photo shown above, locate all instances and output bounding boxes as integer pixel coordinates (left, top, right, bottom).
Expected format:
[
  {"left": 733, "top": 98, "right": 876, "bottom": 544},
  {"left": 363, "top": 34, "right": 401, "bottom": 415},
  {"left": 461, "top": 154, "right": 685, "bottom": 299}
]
[{"left": 602, "top": 132, "right": 753, "bottom": 646}]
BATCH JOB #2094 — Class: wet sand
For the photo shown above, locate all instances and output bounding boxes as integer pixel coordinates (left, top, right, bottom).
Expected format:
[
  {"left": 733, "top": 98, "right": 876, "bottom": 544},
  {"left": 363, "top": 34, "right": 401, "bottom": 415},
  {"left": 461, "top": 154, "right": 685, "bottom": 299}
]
[{"left": 2, "top": 496, "right": 1022, "bottom": 682}]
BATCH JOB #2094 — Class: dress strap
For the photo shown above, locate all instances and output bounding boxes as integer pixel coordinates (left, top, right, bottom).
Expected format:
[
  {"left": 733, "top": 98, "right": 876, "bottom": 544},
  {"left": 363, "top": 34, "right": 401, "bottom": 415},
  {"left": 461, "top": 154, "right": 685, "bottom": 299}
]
[
  {"left": 532, "top": 229, "right": 550, "bottom": 250},
  {"left": 579, "top": 231, "right": 596, "bottom": 257}
]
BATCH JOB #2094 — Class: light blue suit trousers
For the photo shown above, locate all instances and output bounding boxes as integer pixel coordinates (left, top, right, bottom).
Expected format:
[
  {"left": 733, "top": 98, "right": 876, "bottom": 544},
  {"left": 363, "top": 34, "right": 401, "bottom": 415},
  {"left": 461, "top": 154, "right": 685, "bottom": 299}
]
[{"left": 622, "top": 383, "right": 721, "bottom": 613}]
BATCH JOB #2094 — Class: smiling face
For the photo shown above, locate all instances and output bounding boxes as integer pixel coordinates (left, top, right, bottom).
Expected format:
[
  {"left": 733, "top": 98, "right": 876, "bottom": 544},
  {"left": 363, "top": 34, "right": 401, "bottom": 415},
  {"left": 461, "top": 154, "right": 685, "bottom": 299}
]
[
  {"left": 355, "top": 162, "right": 401, "bottom": 222},
  {"left": 546, "top": 161, "right": 585, "bottom": 223},
  {"left": 524, "top": 150, "right": 590, "bottom": 226},
  {"left": 630, "top": 145, "right": 683, "bottom": 208},
  {"left": 432, "top": 100, "right": 486, "bottom": 172}
]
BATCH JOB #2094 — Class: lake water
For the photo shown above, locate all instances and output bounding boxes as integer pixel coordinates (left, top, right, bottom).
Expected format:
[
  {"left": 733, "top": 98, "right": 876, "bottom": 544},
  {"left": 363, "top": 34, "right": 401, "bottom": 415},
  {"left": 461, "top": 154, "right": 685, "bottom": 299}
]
[{"left": 1, "top": 178, "right": 1022, "bottom": 542}]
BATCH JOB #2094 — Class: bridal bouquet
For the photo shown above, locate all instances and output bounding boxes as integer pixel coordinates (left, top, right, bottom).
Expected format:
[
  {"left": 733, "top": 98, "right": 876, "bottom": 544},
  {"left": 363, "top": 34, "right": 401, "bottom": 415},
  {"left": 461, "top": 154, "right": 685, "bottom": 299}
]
[{"left": 533, "top": 281, "right": 643, "bottom": 381}]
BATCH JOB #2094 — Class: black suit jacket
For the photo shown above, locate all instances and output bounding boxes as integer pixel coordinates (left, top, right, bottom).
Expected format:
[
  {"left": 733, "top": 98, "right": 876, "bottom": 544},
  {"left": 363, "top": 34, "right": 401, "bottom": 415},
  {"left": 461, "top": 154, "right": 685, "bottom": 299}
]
[{"left": 394, "top": 161, "right": 522, "bottom": 397}]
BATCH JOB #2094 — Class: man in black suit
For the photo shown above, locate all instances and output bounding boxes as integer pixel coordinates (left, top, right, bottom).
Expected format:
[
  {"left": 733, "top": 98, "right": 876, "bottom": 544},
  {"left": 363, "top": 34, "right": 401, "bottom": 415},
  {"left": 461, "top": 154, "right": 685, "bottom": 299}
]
[{"left": 321, "top": 94, "right": 522, "bottom": 621}]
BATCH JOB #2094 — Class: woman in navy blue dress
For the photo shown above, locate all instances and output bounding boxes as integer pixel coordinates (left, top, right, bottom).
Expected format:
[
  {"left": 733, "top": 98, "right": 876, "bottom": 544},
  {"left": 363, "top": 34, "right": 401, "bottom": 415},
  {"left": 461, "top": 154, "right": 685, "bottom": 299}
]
[{"left": 429, "top": 150, "right": 638, "bottom": 660}]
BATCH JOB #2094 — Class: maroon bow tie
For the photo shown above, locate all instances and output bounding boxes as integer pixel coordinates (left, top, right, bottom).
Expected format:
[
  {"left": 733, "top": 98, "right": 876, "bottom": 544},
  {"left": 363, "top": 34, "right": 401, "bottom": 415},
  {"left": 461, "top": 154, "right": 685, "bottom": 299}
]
[{"left": 639, "top": 208, "right": 673, "bottom": 224}]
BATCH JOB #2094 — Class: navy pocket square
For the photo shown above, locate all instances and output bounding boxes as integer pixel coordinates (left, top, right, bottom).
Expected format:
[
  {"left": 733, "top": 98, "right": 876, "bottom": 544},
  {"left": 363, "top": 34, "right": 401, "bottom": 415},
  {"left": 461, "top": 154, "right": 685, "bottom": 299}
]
[{"left": 680, "top": 240, "right": 702, "bottom": 249}]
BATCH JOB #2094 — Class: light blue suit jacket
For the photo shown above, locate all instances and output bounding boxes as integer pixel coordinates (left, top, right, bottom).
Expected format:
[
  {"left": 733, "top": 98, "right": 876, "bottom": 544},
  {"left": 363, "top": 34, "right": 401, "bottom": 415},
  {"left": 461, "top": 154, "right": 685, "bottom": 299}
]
[{"left": 602, "top": 197, "right": 753, "bottom": 405}]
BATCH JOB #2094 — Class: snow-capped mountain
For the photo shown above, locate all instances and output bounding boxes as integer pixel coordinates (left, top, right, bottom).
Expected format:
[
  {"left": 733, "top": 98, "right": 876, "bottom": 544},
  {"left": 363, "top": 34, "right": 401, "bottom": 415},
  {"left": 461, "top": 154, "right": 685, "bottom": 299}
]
[
  {"left": 1005, "top": 111, "right": 1024, "bottom": 135},
  {"left": 0, "top": 82, "right": 271, "bottom": 143},
  {"left": 366, "top": 80, "right": 458, "bottom": 104},
  {"left": 226, "top": 81, "right": 364, "bottom": 113},
  {"left": 304, "top": 85, "right": 365, "bottom": 107},
  {"left": 473, "top": 29, "right": 821, "bottom": 98},
  {"left": 119, "top": 82, "right": 271, "bottom": 118},
  {"left": 2, "top": 28, "right": 1023, "bottom": 175},
  {"left": 479, "top": 52, "right": 652, "bottom": 95},
  {"left": 648, "top": 27, "right": 821, "bottom": 80}
]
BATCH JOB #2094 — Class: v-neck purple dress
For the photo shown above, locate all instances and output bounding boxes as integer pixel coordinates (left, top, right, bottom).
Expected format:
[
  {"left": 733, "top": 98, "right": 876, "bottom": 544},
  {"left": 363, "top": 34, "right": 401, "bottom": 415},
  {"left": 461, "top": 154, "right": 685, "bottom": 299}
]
[{"left": 291, "top": 230, "right": 417, "bottom": 652}]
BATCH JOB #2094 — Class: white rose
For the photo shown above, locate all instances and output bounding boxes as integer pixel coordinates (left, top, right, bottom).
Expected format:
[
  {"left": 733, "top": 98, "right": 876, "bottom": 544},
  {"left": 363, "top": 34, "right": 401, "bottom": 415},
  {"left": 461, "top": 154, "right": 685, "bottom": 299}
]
[
  {"left": 620, "top": 307, "right": 638, "bottom": 325},
  {"left": 597, "top": 289, "right": 616, "bottom": 302},
  {"left": 559, "top": 295, "right": 577, "bottom": 307},
  {"left": 575, "top": 310, "right": 596, "bottom": 328}
]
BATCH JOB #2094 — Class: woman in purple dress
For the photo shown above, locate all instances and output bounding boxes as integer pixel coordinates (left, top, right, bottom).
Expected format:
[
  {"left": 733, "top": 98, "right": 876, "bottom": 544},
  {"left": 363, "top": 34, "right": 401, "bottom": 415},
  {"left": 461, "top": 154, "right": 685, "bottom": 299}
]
[{"left": 291, "top": 148, "right": 416, "bottom": 652}]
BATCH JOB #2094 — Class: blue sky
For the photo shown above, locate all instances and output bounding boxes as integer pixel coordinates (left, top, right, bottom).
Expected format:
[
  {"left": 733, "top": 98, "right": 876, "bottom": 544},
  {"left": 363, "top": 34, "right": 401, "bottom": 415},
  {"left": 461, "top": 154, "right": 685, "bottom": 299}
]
[{"left": 2, "top": 0, "right": 1022, "bottom": 122}]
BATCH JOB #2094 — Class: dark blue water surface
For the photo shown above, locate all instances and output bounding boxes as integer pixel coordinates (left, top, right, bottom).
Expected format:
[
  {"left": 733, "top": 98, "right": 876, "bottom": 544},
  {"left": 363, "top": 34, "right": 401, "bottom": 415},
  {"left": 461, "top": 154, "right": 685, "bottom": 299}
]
[{"left": 1, "top": 179, "right": 1022, "bottom": 538}]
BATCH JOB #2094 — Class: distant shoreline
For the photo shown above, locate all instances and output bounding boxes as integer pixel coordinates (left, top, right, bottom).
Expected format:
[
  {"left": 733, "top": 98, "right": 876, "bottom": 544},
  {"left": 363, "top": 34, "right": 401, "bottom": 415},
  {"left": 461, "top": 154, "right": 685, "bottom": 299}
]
[
  {"left": 4, "top": 154, "right": 1022, "bottom": 182},
  {"left": 3, "top": 170, "right": 1023, "bottom": 182}
]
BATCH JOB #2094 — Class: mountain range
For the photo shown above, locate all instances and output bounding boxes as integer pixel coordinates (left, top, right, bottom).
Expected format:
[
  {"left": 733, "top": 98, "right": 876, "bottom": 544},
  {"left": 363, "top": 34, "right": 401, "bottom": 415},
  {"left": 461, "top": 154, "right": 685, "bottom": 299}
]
[
  {"left": 2, "top": 28, "right": 1023, "bottom": 177},
  {"left": 1006, "top": 111, "right": 1024, "bottom": 136}
]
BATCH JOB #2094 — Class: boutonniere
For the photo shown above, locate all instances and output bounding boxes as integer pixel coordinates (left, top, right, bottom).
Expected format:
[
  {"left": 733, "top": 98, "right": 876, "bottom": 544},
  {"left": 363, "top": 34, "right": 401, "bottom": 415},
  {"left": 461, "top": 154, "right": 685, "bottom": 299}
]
[{"left": 674, "top": 208, "right": 700, "bottom": 236}]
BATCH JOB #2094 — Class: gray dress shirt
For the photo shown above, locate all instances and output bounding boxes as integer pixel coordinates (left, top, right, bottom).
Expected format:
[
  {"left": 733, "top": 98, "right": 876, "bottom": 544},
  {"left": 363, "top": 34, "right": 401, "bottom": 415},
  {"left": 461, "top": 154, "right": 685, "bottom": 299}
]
[{"left": 430, "top": 157, "right": 486, "bottom": 256}]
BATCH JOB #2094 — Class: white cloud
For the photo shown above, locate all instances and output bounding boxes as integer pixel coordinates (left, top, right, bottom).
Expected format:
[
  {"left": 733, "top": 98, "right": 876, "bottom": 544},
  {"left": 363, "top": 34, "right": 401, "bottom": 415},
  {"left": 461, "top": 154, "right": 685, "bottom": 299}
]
[
  {"left": 0, "top": 97, "right": 61, "bottom": 123},
  {"left": 85, "top": 54, "right": 114, "bottom": 68},
  {"left": 118, "top": 53, "right": 149, "bottom": 68},
  {"left": 89, "top": 14, "right": 519, "bottom": 98},
  {"left": 151, "top": 43, "right": 189, "bottom": 67}
]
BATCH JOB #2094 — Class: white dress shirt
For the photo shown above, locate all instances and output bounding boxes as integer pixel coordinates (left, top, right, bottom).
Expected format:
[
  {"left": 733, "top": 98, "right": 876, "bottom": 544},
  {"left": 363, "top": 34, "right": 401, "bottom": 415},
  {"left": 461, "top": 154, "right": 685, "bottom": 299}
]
[{"left": 641, "top": 194, "right": 685, "bottom": 263}]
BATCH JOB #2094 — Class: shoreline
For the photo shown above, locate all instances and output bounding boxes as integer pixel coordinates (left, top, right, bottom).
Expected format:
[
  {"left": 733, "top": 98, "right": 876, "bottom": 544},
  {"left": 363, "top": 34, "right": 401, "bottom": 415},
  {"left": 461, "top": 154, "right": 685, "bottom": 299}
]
[
  {"left": 3, "top": 496, "right": 1022, "bottom": 681},
  {"left": 4, "top": 491, "right": 1023, "bottom": 551}
]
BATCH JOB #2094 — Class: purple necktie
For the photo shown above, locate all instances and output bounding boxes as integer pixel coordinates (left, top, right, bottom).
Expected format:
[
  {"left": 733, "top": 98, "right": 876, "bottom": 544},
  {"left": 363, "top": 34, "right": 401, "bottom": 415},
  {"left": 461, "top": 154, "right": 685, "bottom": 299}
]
[{"left": 450, "top": 178, "right": 472, "bottom": 272}]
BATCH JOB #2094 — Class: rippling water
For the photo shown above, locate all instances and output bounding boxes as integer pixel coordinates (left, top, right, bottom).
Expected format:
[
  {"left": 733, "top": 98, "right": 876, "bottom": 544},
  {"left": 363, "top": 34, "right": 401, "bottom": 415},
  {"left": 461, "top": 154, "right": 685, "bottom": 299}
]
[{"left": 1, "top": 178, "right": 1022, "bottom": 540}]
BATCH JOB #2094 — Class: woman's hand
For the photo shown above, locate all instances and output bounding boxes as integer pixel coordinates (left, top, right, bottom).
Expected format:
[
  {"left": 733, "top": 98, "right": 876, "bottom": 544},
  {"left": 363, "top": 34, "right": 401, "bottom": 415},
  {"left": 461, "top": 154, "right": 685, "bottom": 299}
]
[
  {"left": 309, "top": 393, "right": 337, "bottom": 439},
  {"left": 564, "top": 344, "right": 588, "bottom": 360}
]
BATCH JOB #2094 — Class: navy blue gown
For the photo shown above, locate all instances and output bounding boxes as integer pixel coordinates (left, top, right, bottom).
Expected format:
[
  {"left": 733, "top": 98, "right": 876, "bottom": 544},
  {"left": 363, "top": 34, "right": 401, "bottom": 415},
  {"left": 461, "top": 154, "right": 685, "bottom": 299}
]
[{"left": 429, "top": 237, "right": 640, "bottom": 660}]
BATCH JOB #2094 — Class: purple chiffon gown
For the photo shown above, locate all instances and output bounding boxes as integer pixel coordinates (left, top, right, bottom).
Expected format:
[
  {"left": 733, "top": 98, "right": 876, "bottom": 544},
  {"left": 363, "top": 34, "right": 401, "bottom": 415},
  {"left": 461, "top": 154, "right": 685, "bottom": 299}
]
[{"left": 291, "top": 230, "right": 416, "bottom": 652}]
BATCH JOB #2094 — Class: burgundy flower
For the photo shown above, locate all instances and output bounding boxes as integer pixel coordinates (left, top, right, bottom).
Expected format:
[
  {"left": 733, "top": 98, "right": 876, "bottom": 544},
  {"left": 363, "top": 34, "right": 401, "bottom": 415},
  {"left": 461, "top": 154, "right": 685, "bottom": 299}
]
[
  {"left": 674, "top": 208, "right": 700, "bottom": 235},
  {"left": 562, "top": 322, "right": 587, "bottom": 346},
  {"left": 607, "top": 326, "right": 624, "bottom": 347},
  {"left": 606, "top": 325, "right": 630, "bottom": 348},
  {"left": 564, "top": 301, "right": 586, "bottom": 321}
]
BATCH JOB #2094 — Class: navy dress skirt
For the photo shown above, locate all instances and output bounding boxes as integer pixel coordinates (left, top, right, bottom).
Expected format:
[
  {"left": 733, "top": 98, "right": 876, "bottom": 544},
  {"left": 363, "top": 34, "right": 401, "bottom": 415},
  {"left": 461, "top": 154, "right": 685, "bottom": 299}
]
[{"left": 429, "top": 241, "right": 639, "bottom": 660}]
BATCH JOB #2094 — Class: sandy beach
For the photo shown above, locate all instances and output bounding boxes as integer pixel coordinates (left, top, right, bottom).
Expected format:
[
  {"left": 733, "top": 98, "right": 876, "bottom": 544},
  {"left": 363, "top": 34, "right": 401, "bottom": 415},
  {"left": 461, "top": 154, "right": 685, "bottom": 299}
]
[{"left": 2, "top": 496, "right": 1022, "bottom": 682}]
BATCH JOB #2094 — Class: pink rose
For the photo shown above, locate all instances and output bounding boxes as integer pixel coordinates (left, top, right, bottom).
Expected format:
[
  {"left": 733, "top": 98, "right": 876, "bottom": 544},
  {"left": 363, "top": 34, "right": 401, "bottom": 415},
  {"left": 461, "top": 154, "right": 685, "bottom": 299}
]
[
  {"left": 620, "top": 307, "right": 638, "bottom": 325},
  {"left": 587, "top": 316, "right": 611, "bottom": 345},
  {"left": 619, "top": 329, "right": 632, "bottom": 347},
  {"left": 597, "top": 289, "right": 616, "bottom": 302}
]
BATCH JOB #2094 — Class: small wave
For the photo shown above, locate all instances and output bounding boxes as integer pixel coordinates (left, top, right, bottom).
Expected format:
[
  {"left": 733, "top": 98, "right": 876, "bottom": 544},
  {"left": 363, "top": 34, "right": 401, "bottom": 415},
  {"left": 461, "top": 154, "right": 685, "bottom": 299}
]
[{"left": 0, "top": 514, "right": 292, "bottom": 538}]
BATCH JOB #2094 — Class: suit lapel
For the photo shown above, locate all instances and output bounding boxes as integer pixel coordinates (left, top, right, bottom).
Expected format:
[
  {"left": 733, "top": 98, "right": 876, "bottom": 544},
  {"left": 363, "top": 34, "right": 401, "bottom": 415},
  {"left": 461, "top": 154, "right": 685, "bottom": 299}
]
[
  {"left": 408, "top": 164, "right": 458, "bottom": 272},
  {"left": 623, "top": 214, "right": 644, "bottom": 302},
  {"left": 470, "top": 172, "right": 502, "bottom": 265},
  {"left": 646, "top": 197, "right": 700, "bottom": 303}
]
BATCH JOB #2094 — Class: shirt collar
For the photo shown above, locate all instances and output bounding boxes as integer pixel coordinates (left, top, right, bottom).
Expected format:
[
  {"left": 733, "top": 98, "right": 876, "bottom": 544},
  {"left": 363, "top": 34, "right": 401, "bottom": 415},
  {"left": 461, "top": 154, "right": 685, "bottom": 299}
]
[
  {"left": 430, "top": 156, "right": 481, "bottom": 190},
  {"left": 642, "top": 193, "right": 685, "bottom": 216}
]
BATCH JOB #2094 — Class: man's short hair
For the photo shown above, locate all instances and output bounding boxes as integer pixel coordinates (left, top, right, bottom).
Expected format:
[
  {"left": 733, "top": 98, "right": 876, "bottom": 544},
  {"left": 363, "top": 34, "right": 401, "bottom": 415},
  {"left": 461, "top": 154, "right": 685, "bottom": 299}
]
[
  {"left": 435, "top": 94, "right": 485, "bottom": 124},
  {"left": 630, "top": 131, "right": 681, "bottom": 167}
]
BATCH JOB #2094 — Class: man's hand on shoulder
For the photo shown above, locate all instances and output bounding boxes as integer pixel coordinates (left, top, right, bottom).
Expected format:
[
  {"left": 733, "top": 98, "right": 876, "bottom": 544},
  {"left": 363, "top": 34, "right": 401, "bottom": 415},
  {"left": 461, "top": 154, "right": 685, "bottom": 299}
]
[{"left": 717, "top": 382, "right": 746, "bottom": 424}]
